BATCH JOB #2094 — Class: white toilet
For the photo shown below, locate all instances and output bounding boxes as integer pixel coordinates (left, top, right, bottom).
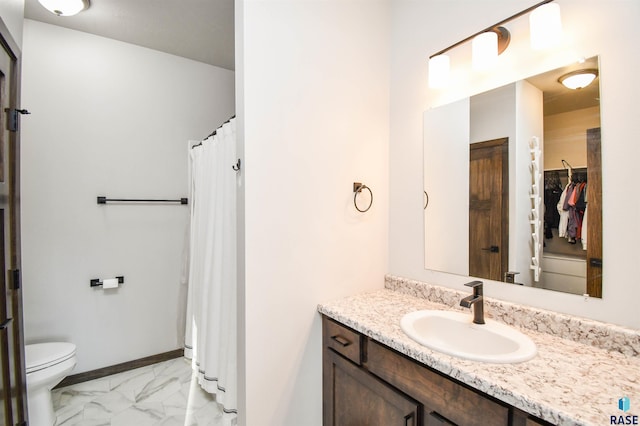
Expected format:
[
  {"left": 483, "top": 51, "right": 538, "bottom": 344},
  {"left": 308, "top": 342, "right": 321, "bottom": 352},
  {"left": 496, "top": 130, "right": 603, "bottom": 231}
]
[{"left": 25, "top": 342, "right": 77, "bottom": 426}]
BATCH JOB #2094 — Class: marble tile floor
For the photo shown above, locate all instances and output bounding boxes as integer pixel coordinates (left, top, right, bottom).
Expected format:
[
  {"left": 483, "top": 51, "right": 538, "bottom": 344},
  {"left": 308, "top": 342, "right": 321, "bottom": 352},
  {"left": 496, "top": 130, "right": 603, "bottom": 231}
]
[{"left": 52, "top": 357, "right": 227, "bottom": 425}]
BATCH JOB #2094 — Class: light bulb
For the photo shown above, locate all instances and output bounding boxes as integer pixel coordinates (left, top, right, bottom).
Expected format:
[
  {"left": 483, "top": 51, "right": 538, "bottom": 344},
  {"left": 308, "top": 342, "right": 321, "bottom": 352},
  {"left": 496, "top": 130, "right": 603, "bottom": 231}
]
[
  {"left": 472, "top": 32, "right": 498, "bottom": 71},
  {"left": 428, "top": 55, "right": 450, "bottom": 89},
  {"left": 530, "top": 3, "right": 562, "bottom": 50}
]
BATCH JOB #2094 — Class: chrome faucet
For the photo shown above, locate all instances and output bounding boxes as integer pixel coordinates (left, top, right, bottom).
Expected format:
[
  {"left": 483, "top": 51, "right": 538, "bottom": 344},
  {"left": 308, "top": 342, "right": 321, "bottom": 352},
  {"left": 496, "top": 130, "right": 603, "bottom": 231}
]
[{"left": 460, "top": 281, "right": 485, "bottom": 324}]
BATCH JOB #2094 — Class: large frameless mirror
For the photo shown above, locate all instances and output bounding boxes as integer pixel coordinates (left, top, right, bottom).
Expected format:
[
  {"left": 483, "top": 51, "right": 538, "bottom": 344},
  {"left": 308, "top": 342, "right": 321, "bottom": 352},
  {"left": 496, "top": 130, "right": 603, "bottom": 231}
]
[{"left": 423, "top": 56, "right": 602, "bottom": 297}]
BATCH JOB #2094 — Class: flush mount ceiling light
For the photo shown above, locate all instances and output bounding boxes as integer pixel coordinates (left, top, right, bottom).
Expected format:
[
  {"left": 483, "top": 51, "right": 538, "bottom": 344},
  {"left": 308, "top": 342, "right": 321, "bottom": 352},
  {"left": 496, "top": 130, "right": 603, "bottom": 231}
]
[
  {"left": 558, "top": 69, "right": 598, "bottom": 90},
  {"left": 38, "top": 0, "right": 90, "bottom": 16},
  {"left": 427, "top": 0, "right": 562, "bottom": 89}
]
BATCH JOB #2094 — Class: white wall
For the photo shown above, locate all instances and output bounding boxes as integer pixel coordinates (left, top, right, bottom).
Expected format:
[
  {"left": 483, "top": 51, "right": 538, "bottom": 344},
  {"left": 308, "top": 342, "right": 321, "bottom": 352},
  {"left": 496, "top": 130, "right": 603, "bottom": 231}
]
[
  {"left": 237, "top": 1, "right": 390, "bottom": 425},
  {"left": 423, "top": 98, "right": 469, "bottom": 275},
  {"left": 389, "top": 0, "right": 640, "bottom": 329},
  {"left": 470, "top": 84, "right": 516, "bottom": 145},
  {"left": 0, "top": 0, "right": 24, "bottom": 48},
  {"left": 544, "top": 106, "right": 600, "bottom": 169},
  {"left": 20, "top": 20, "right": 235, "bottom": 373},
  {"left": 514, "top": 80, "right": 544, "bottom": 286}
]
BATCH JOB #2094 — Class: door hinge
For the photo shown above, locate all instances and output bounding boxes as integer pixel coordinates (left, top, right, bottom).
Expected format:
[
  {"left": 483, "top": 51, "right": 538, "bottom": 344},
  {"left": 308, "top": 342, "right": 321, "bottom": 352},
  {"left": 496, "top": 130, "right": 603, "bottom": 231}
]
[
  {"left": 9, "top": 269, "right": 21, "bottom": 290},
  {"left": 5, "top": 108, "right": 31, "bottom": 132},
  {"left": 0, "top": 318, "right": 12, "bottom": 330}
]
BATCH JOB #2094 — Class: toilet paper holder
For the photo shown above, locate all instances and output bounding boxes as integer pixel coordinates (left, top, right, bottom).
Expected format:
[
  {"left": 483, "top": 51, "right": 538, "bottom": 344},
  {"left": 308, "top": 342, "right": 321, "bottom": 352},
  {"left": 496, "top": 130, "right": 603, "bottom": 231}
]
[{"left": 90, "top": 276, "right": 125, "bottom": 287}]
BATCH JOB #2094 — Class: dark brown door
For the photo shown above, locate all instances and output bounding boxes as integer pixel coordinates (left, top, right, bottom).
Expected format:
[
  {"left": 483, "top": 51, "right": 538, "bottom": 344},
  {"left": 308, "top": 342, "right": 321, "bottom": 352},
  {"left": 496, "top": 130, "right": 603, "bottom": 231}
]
[
  {"left": 0, "top": 19, "right": 28, "bottom": 426},
  {"left": 469, "top": 138, "right": 508, "bottom": 282},
  {"left": 324, "top": 349, "right": 419, "bottom": 426},
  {"left": 586, "top": 127, "right": 602, "bottom": 297}
]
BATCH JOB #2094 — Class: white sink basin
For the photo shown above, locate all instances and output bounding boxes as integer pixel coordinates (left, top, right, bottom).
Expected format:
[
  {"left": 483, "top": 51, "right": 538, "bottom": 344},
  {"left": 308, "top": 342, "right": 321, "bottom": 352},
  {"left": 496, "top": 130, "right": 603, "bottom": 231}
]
[{"left": 400, "top": 310, "right": 537, "bottom": 363}]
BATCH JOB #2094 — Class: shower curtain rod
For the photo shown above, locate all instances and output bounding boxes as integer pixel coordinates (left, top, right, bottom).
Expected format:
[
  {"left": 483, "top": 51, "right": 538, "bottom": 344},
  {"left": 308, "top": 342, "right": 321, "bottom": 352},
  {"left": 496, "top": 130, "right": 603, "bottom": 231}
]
[{"left": 192, "top": 115, "right": 236, "bottom": 149}]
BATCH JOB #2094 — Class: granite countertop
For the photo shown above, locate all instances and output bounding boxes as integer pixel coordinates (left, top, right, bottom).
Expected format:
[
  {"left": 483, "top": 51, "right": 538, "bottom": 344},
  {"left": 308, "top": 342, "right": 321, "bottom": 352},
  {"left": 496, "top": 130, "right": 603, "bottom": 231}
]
[{"left": 318, "top": 277, "right": 640, "bottom": 426}]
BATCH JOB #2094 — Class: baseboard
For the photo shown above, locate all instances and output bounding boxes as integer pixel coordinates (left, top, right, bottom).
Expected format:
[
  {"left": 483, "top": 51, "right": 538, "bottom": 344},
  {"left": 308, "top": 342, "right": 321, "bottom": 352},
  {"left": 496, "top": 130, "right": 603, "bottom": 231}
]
[{"left": 55, "top": 348, "right": 184, "bottom": 389}]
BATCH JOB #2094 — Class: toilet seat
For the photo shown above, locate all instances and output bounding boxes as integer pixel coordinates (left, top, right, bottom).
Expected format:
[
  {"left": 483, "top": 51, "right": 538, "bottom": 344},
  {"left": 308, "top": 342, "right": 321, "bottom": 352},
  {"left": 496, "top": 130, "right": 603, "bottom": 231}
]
[{"left": 26, "top": 342, "right": 76, "bottom": 374}]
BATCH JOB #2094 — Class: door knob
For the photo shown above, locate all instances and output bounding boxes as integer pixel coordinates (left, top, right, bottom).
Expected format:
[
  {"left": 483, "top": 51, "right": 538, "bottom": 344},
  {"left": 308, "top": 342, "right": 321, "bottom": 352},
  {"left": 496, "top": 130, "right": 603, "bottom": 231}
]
[{"left": 481, "top": 246, "right": 499, "bottom": 253}]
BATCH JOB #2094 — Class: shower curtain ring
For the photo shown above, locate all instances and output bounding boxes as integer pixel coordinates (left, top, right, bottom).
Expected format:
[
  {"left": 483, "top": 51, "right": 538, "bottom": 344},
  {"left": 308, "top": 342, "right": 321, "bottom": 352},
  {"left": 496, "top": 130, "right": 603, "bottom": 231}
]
[
  {"left": 232, "top": 159, "right": 241, "bottom": 171},
  {"left": 353, "top": 182, "right": 373, "bottom": 213}
]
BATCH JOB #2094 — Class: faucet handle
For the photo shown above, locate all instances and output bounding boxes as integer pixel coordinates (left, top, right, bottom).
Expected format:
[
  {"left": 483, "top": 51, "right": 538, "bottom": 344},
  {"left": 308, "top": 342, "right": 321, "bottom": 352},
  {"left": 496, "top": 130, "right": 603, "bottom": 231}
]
[{"left": 464, "top": 280, "right": 483, "bottom": 296}]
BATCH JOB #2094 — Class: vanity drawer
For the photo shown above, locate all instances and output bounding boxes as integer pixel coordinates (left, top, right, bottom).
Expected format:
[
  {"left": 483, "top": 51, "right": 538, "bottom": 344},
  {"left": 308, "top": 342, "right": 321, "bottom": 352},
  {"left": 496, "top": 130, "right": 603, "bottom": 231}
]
[
  {"left": 322, "top": 316, "right": 362, "bottom": 365},
  {"left": 366, "top": 339, "right": 509, "bottom": 426}
]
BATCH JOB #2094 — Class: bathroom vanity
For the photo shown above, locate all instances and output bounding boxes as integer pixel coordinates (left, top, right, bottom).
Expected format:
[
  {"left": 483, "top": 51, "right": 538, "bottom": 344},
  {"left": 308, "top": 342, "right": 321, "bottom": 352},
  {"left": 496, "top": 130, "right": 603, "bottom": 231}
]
[
  {"left": 322, "top": 316, "right": 547, "bottom": 425},
  {"left": 318, "top": 275, "right": 640, "bottom": 426}
]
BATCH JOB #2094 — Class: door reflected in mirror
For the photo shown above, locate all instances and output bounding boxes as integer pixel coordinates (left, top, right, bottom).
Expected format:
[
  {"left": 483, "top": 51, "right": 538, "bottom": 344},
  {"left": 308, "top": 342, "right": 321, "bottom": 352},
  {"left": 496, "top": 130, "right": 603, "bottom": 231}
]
[{"left": 423, "top": 56, "right": 602, "bottom": 297}]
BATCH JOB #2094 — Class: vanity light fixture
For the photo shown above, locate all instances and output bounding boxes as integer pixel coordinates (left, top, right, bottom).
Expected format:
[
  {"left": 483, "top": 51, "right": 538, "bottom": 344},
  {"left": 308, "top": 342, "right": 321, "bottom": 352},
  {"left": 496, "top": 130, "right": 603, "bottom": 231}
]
[
  {"left": 529, "top": 2, "right": 563, "bottom": 50},
  {"left": 471, "top": 28, "right": 512, "bottom": 71},
  {"left": 472, "top": 32, "right": 497, "bottom": 71},
  {"left": 428, "top": 55, "right": 450, "bottom": 89},
  {"left": 37, "top": 0, "right": 90, "bottom": 16},
  {"left": 558, "top": 69, "right": 598, "bottom": 90},
  {"left": 428, "top": 0, "right": 561, "bottom": 88}
]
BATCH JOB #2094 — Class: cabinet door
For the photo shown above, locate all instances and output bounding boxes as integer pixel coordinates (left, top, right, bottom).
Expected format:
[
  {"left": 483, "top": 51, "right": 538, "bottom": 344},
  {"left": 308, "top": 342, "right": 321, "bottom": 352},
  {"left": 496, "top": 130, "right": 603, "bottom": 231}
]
[
  {"left": 324, "top": 348, "right": 419, "bottom": 426},
  {"left": 366, "top": 340, "right": 509, "bottom": 426}
]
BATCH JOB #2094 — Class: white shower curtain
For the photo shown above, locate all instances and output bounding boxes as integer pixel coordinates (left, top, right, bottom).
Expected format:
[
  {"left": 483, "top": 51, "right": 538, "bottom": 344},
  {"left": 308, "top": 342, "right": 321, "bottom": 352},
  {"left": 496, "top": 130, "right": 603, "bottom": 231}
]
[{"left": 184, "top": 118, "right": 237, "bottom": 424}]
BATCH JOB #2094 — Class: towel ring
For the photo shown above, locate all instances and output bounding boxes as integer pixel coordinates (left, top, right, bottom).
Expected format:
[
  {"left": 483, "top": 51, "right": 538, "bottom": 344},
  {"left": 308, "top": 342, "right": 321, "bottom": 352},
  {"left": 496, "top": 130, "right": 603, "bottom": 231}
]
[
  {"left": 353, "top": 182, "right": 373, "bottom": 213},
  {"left": 424, "top": 190, "right": 429, "bottom": 210}
]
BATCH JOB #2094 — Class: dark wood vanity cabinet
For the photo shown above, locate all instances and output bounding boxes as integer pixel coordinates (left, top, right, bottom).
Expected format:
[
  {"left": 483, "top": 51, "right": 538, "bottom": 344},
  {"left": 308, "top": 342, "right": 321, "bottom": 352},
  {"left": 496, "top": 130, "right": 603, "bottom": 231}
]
[
  {"left": 322, "top": 316, "right": 550, "bottom": 426},
  {"left": 325, "top": 349, "right": 420, "bottom": 425}
]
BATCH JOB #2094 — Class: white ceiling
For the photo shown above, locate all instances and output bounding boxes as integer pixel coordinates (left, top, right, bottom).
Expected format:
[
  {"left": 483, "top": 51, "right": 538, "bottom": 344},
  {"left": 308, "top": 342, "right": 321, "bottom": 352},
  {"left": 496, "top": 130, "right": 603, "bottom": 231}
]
[{"left": 24, "top": 0, "right": 235, "bottom": 70}]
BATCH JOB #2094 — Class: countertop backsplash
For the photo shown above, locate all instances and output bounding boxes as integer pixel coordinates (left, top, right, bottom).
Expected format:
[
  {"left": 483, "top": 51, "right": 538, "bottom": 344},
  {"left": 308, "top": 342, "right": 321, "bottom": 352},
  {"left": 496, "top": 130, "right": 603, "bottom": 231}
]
[{"left": 384, "top": 274, "right": 640, "bottom": 357}]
